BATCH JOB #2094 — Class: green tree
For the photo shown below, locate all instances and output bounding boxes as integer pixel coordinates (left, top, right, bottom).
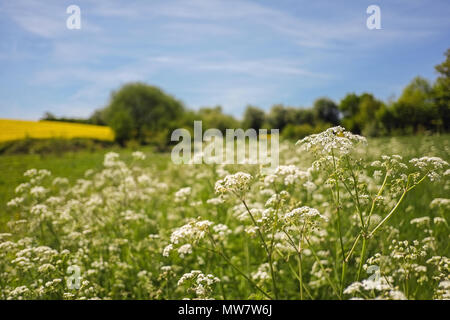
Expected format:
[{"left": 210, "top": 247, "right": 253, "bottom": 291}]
[
  {"left": 89, "top": 109, "right": 107, "bottom": 126},
  {"left": 196, "top": 106, "right": 239, "bottom": 133},
  {"left": 295, "top": 108, "right": 315, "bottom": 125},
  {"left": 267, "top": 104, "right": 288, "bottom": 130},
  {"left": 339, "top": 93, "right": 384, "bottom": 135},
  {"left": 339, "top": 93, "right": 361, "bottom": 132},
  {"left": 283, "top": 107, "right": 315, "bottom": 126},
  {"left": 242, "top": 105, "right": 265, "bottom": 131},
  {"left": 103, "top": 82, "right": 185, "bottom": 145},
  {"left": 433, "top": 48, "right": 450, "bottom": 131},
  {"left": 108, "top": 107, "right": 134, "bottom": 145},
  {"left": 313, "top": 97, "right": 340, "bottom": 125},
  {"left": 392, "top": 76, "right": 434, "bottom": 133}
]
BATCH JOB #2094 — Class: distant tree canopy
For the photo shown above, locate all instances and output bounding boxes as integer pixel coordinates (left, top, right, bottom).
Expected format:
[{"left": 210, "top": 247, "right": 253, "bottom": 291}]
[
  {"left": 42, "top": 48, "right": 450, "bottom": 144},
  {"left": 433, "top": 49, "right": 450, "bottom": 131},
  {"left": 194, "top": 106, "right": 240, "bottom": 133},
  {"left": 339, "top": 93, "right": 384, "bottom": 135},
  {"left": 40, "top": 112, "right": 104, "bottom": 125},
  {"left": 102, "top": 82, "right": 185, "bottom": 145},
  {"left": 390, "top": 77, "right": 435, "bottom": 133},
  {"left": 267, "top": 104, "right": 289, "bottom": 130},
  {"left": 242, "top": 105, "right": 265, "bottom": 131},
  {"left": 313, "top": 97, "right": 340, "bottom": 126}
]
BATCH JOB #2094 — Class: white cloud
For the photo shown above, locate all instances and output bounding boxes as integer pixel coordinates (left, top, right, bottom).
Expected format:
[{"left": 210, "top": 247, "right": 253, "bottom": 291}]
[{"left": 1, "top": 0, "right": 449, "bottom": 119}]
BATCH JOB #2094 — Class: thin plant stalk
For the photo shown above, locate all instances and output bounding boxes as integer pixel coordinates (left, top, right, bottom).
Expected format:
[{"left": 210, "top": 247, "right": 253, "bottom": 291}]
[{"left": 242, "top": 199, "right": 279, "bottom": 299}]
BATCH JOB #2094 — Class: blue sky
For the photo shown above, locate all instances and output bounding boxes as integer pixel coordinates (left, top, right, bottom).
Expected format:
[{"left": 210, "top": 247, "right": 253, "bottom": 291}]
[{"left": 0, "top": 0, "right": 449, "bottom": 120}]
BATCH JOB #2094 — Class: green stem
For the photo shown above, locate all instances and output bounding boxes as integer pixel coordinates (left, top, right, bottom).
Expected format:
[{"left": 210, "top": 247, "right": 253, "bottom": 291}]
[
  {"left": 345, "top": 233, "right": 361, "bottom": 262},
  {"left": 298, "top": 250, "right": 303, "bottom": 300},
  {"left": 369, "top": 189, "right": 407, "bottom": 237},
  {"left": 282, "top": 228, "right": 304, "bottom": 300},
  {"left": 203, "top": 239, "right": 273, "bottom": 300},
  {"left": 340, "top": 260, "right": 347, "bottom": 296},
  {"left": 356, "top": 237, "right": 367, "bottom": 281},
  {"left": 367, "top": 169, "right": 389, "bottom": 226},
  {"left": 331, "top": 149, "right": 346, "bottom": 295},
  {"left": 286, "top": 260, "right": 313, "bottom": 299},
  {"left": 216, "top": 249, "right": 273, "bottom": 300},
  {"left": 305, "top": 237, "right": 341, "bottom": 298},
  {"left": 242, "top": 200, "right": 278, "bottom": 299},
  {"left": 345, "top": 156, "right": 365, "bottom": 230}
]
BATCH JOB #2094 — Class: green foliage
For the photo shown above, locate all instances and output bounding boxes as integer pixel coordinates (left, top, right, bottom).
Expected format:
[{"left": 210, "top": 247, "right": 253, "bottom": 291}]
[
  {"left": 108, "top": 107, "right": 134, "bottom": 145},
  {"left": 89, "top": 109, "right": 107, "bottom": 126},
  {"left": 267, "top": 104, "right": 289, "bottom": 131},
  {"left": 313, "top": 97, "right": 340, "bottom": 125},
  {"left": 337, "top": 49, "right": 450, "bottom": 136},
  {"left": 339, "top": 93, "right": 384, "bottom": 134},
  {"left": 40, "top": 112, "right": 106, "bottom": 126},
  {"left": 281, "top": 123, "right": 330, "bottom": 140},
  {"left": 0, "top": 134, "right": 448, "bottom": 299},
  {"left": 433, "top": 49, "right": 450, "bottom": 132},
  {"left": 387, "top": 77, "right": 437, "bottom": 134},
  {"left": 266, "top": 104, "right": 321, "bottom": 134},
  {"left": 0, "top": 138, "right": 114, "bottom": 156},
  {"left": 103, "top": 82, "right": 185, "bottom": 145},
  {"left": 242, "top": 105, "right": 265, "bottom": 131},
  {"left": 194, "top": 106, "right": 240, "bottom": 133},
  {"left": 39, "top": 48, "right": 450, "bottom": 142}
]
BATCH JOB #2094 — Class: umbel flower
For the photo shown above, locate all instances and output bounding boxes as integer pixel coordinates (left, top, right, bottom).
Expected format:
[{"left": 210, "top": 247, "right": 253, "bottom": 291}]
[
  {"left": 283, "top": 206, "right": 328, "bottom": 231},
  {"left": 215, "top": 172, "right": 252, "bottom": 198},
  {"left": 177, "top": 270, "right": 220, "bottom": 299},
  {"left": 163, "top": 218, "right": 231, "bottom": 258},
  {"left": 409, "top": 156, "right": 448, "bottom": 181},
  {"left": 296, "top": 126, "right": 366, "bottom": 155}
]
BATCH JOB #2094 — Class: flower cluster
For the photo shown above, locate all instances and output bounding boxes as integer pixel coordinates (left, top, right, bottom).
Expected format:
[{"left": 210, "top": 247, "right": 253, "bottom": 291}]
[
  {"left": 410, "top": 156, "right": 448, "bottom": 181},
  {"left": 215, "top": 172, "right": 252, "bottom": 198},
  {"left": 177, "top": 270, "right": 220, "bottom": 299},
  {"left": 2, "top": 128, "right": 448, "bottom": 300},
  {"left": 297, "top": 126, "right": 366, "bottom": 155}
]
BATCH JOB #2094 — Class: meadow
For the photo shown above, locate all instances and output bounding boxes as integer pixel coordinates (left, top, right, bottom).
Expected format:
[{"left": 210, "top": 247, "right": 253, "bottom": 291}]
[
  {"left": 0, "top": 119, "right": 114, "bottom": 143},
  {"left": 0, "top": 129, "right": 448, "bottom": 300}
]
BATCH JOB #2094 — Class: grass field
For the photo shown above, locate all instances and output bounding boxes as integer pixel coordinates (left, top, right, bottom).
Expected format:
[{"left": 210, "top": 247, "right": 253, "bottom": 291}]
[
  {"left": 0, "top": 119, "right": 114, "bottom": 142},
  {"left": 0, "top": 132, "right": 448, "bottom": 300}
]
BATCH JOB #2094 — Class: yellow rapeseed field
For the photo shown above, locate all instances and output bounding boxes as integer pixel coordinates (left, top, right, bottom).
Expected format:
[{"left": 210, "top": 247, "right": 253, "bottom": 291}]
[{"left": 0, "top": 119, "right": 114, "bottom": 142}]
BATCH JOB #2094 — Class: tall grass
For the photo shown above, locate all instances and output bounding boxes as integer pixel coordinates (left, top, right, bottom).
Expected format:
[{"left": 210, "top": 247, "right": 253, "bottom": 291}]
[{"left": 0, "top": 132, "right": 448, "bottom": 300}]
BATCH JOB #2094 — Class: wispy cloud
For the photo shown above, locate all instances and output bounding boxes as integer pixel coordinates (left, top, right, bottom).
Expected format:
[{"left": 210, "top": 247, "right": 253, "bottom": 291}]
[
  {"left": 1, "top": 0, "right": 101, "bottom": 38},
  {"left": 0, "top": 0, "right": 449, "bottom": 119}
]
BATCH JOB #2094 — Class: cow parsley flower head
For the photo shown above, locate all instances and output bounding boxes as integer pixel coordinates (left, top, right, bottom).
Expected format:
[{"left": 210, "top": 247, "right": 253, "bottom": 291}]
[
  {"left": 30, "top": 204, "right": 49, "bottom": 216},
  {"left": 273, "top": 165, "right": 310, "bottom": 186},
  {"left": 435, "top": 280, "right": 450, "bottom": 299},
  {"left": 283, "top": 206, "right": 327, "bottom": 231},
  {"left": 284, "top": 206, "right": 327, "bottom": 222},
  {"left": 30, "top": 186, "right": 47, "bottom": 198},
  {"left": 215, "top": 172, "right": 252, "bottom": 198},
  {"left": 7, "top": 197, "right": 24, "bottom": 208},
  {"left": 174, "top": 187, "right": 192, "bottom": 203},
  {"left": 344, "top": 277, "right": 393, "bottom": 298},
  {"left": 103, "top": 152, "right": 120, "bottom": 167},
  {"left": 177, "top": 270, "right": 220, "bottom": 299},
  {"left": 177, "top": 244, "right": 193, "bottom": 258},
  {"left": 409, "top": 156, "right": 448, "bottom": 181},
  {"left": 430, "top": 198, "right": 450, "bottom": 210},
  {"left": 297, "top": 126, "right": 366, "bottom": 155},
  {"left": 24, "top": 169, "right": 38, "bottom": 178},
  {"left": 410, "top": 216, "right": 430, "bottom": 227},
  {"left": 162, "top": 244, "right": 173, "bottom": 257},
  {"left": 15, "top": 183, "right": 30, "bottom": 194},
  {"left": 252, "top": 263, "right": 271, "bottom": 283},
  {"left": 131, "top": 151, "right": 146, "bottom": 161},
  {"left": 169, "top": 219, "right": 214, "bottom": 245}
]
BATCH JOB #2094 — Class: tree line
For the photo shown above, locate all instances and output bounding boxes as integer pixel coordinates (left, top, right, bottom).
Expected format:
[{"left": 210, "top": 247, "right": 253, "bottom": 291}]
[{"left": 42, "top": 49, "right": 450, "bottom": 146}]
